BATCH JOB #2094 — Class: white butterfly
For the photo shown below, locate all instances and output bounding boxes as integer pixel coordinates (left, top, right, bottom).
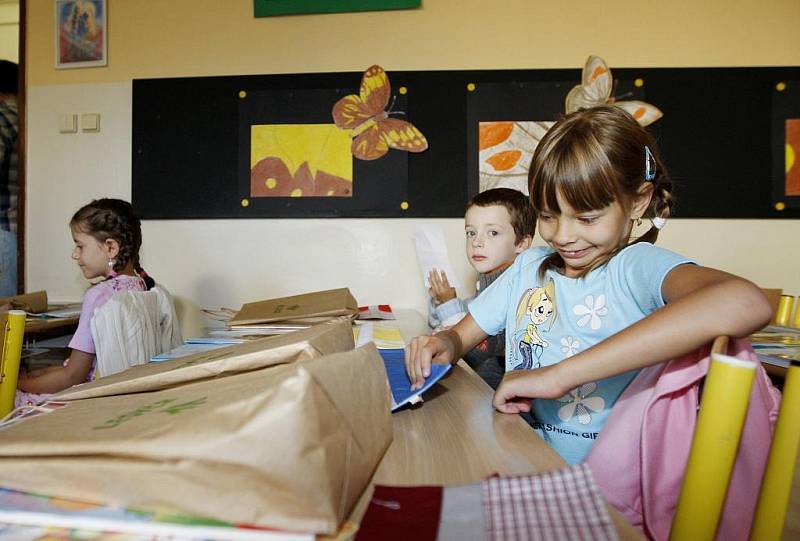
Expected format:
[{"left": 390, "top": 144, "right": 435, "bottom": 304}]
[{"left": 565, "top": 55, "right": 663, "bottom": 127}]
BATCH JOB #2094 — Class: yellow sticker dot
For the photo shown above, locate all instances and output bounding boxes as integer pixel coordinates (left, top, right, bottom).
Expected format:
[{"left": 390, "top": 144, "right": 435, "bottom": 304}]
[
  {"left": 290, "top": 188, "right": 303, "bottom": 197},
  {"left": 266, "top": 178, "right": 277, "bottom": 189},
  {"left": 400, "top": 201, "right": 409, "bottom": 210},
  {"left": 238, "top": 90, "right": 247, "bottom": 98},
  {"left": 775, "top": 201, "right": 786, "bottom": 211},
  {"left": 787, "top": 144, "right": 796, "bottom": 174},
  {"left": 776, "top": 82, "right": 787, "bottom": 92},
  {"left": 467, "top": 83, "right": 476, "bottom": 92},
  {"left": 634, "top": 78, "right": 644, "bottom": 88},
  {"left": 399, "top": 86, "right": 408, "bottom": 95},
  {"left": 241, "top": 198, "right": 250, "bottom": 207}
]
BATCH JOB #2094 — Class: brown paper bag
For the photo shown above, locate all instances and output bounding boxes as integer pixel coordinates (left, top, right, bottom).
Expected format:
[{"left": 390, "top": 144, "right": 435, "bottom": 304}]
[
  {"left": 229, "top": 288, "right": 358, "bottom": 326},
  {"left": 0, "top": 344, "right": 392, "bottom": 535},
  {"left": 0, "top": 290, "right": 48, "bottom": 313},
  {"left": 55, "top": 318, "right": 354, "bottom": 401}
]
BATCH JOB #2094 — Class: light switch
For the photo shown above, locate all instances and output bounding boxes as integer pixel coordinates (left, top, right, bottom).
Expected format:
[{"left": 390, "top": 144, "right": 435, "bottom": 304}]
[
  {"left": 81, "top": 113, "right": 100, "bottom": 132},
  {"left": 58, "top": 114, "right": 77, "bottom": 133}
]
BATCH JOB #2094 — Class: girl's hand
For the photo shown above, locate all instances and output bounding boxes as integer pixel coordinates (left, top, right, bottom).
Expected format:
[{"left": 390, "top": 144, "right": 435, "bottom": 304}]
[
  {"left": 493, "top": 365, "right": 570, "bottom": 413},
  {"left": 405, "top": 334, "right": 456, "bottom": 391},
  {"left": 428, "top": 269, "right": 457, "bottom": 305}
]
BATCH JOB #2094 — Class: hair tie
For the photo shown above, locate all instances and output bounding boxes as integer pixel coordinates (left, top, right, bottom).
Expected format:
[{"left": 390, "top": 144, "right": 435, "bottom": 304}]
[
  {"left": 652, "top": 216, "right": 667, "bottom": 230},
  {"left": 645, "top": 146, "right": 656, "bottom": 182}
]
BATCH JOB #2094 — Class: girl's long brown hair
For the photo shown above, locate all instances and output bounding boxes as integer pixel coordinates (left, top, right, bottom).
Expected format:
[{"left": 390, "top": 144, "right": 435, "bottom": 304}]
[{"left": 528, "top": 106, "right": 674, "bottom": 278}]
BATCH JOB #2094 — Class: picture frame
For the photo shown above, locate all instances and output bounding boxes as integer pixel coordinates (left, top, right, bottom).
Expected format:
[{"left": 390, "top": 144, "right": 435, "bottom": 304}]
[{"left": 55, "top": 0, "right": 107, "bottom": 69}]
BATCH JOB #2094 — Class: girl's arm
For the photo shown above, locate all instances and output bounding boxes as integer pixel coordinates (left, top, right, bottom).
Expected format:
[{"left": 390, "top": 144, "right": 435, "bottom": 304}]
[
  {"left": 494, "top": 265, "right": 772, "bottom": 412},
  {"left": 17, "top": 349, "right": 94, "bottom": 394},
  {"left": 405, "top": 313, "right": 489, "bottom": 390}
]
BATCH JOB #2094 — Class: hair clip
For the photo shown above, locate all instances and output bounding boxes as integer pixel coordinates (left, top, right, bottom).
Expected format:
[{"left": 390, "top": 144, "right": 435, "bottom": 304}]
[
  {"left": 645, "top": 146, "right": 656, "bottom": 182},
  {"left": 652, "top": 216, "right": 667, "bottom": 230}
]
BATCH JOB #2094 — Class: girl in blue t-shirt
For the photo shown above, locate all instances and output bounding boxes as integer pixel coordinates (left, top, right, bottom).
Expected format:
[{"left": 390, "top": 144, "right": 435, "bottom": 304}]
[{"left": 405, "top": 105, "right": 772, "bottom": 463}]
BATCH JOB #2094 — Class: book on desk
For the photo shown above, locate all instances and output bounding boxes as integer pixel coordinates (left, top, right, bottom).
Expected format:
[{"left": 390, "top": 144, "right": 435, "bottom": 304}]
[
  {"left": 749, "top": 324, "right": 800, "bottom": 369},
  {"left": 0, "top": 487, "right": 312, "bottom": 541}
]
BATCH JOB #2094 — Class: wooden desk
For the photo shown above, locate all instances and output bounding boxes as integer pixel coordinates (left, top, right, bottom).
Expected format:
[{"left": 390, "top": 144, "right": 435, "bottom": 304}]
[
  {"left": 25, "top": 316, "right": 79, "bottom": 335},
  {"left": 339, "top": 311, "right": 643, "bottom": 540}
]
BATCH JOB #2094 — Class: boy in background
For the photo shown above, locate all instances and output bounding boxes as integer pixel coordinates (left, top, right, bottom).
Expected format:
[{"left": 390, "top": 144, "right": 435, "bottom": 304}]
[{"left": 428, "top": 188, "right": 535, "bottom": 388}]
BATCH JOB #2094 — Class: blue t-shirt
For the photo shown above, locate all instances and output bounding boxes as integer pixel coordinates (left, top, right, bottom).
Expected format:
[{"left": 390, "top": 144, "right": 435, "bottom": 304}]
[{"left": 469, "top": 242, "right": 693, "bottom": 464}]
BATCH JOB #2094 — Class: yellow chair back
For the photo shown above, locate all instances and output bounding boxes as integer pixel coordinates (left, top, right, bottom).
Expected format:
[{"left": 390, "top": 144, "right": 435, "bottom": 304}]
[
  {"left": 0, "top": 309, "right": 26, "bottom": 418},
  {"left": 750, "top": 358, "right": 800, "bottom": 540},
  {"left": 670, "top": 336, "right": 756, "bottom": 541}
]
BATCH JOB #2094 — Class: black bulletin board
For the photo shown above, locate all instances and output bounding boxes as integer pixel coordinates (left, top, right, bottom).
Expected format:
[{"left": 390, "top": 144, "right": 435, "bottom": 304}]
[{"left": 132, "top": 66, "right": 800, "bottom": 219}]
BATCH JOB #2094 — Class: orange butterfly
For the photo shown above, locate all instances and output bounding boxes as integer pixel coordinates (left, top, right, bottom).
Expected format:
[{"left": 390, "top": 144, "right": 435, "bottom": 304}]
[
  {"left": 332, "top": 65, "right": 428, "bottom": 161},
  {"left": 565, "top": 55, "right": 663, "bottom": 127}
]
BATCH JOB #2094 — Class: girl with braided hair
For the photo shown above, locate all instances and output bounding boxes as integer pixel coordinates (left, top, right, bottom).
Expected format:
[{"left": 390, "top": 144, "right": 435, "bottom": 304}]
[{"left": 16, "top": 198, "right": 156, "bottom": 405}]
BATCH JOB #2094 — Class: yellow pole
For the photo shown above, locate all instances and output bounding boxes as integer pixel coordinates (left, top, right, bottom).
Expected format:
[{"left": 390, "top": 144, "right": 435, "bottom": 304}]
[
  {"left": 0, "top": 310, "right": 26, "bottom": 418},
  {"left": 775, "top": 295, "right": 794, "bottom": 327},
  {"left": 669, "top": 352, "right": 756, "bottom": 541},
  {"left": 749, "top": 361, "right": 800, "bottom": 540}
]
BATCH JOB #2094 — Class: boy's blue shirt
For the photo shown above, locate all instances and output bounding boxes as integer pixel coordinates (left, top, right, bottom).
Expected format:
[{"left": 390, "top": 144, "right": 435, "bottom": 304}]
[{"left": 469, "top": 242, "right": 693, "bottom": 464}]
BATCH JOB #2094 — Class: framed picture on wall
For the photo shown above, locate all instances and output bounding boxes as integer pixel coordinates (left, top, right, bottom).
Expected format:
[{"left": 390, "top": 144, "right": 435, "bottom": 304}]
[{"left": 54, "top": 0, "right": 107, "bottom": 69}]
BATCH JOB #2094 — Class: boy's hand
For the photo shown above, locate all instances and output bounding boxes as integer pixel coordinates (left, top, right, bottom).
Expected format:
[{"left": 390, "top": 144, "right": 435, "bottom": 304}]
[
  {"left": 405, "top": 334, "right": 456, "bottom": 390},
  {"left": 492, "top": 365, "right": 569, "bottom": 413},
  {"left": 428, "top": 269, "right": 456, "bottom": 305}
]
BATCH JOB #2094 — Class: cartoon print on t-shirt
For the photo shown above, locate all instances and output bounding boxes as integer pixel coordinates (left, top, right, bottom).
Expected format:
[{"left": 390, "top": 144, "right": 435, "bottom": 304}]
[
  {"left": 513, "top": 280, "right": 557, "bottom": 370},
  {"left": 557, "top": 382, "right": 606, "bottom": 425}
]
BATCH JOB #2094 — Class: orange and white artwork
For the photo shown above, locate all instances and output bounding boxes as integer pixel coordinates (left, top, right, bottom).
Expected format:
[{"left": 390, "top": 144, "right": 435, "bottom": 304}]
[
  {"left": 787, "top": 119, "right": 800, "bottom": 196},
  {"left": 250, "top": 124, "right": 353, "bottom": 197},
  {"left": 333, "top": 65, "right": 428, "bottom": 161},
  {"left": 478, "top": 121, "right": 554, "bottom": 194}
]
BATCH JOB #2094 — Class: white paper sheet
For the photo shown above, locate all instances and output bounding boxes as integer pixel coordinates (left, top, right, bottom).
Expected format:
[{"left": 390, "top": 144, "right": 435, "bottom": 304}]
[{"left": 414, "top": 225, "right": 461, "bottom": 288}]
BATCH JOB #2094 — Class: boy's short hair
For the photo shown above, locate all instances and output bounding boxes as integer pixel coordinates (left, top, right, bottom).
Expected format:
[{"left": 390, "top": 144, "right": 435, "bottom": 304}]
[{"left": 467, "top": 188, "right": 536, "bottom": 243}]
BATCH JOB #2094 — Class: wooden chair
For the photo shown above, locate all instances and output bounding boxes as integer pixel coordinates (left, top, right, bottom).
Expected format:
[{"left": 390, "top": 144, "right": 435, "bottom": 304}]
[
  {"left": 0, "top": 310, "right": 27, "bottom": 418},
  {"left": 670, "top": 336, "right": 800, "bottom": 540}
]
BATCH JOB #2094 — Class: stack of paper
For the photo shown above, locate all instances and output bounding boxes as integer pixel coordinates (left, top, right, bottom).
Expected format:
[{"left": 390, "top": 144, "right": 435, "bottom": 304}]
[
  {"left": 354, "top": 322, "right": 406, "bottom": 349},
  {"left": 749, "top": 324, "right": 800, "bottom": 368},
  {"left": 0, "top": 487, "right": 312, "bottom": 541}
]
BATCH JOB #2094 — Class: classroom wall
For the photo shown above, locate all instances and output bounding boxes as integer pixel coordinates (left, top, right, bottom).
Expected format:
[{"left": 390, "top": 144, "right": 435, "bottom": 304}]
[
  {"left": 24, "top": 0, "right": 800, "bottom": 337},
  {"left": 0, "top": 2, "right": 19, "bottom": 63}
]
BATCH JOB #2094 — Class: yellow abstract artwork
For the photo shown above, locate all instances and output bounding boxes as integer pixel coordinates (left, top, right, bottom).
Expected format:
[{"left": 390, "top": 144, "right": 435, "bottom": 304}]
[{"left": 250, "top": 124, "right": 353, "bottom": 197}]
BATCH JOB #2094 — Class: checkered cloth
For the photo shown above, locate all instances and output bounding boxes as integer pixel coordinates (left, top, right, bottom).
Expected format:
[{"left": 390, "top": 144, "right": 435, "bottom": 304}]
[{"left": 482, "top": 463, "right": 618, "bottom": 541}]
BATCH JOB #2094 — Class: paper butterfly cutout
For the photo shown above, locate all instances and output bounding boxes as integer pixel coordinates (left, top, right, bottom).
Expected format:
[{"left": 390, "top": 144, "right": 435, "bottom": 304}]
[
  {"left": 565, "top": 55, "right": 663, "bottom": 127},
  {"left": 332, "top": 65, "right": 428, "bottom": 161}
]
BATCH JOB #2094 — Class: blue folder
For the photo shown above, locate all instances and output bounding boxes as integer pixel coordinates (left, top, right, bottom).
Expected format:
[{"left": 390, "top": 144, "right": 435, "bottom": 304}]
[{"left": 378, "top": 348, "right": 451, "bottom": 412}]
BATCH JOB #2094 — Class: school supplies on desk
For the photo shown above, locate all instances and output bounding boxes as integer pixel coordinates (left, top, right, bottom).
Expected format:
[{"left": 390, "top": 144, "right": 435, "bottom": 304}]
[
  {"left": 378, "top": 348, "right": 451, "bottom": 412},
  {"left": 0, "top": 291, "right": 48, "bottom": 314},
  {"left": 229, "top": 288, "right": 358, "bottom": 327},
  {"left": 150, "top": 341, "right": 235, "bottom": 361},
  {"left": 358, "top": 304, "right": 395, "bottom": 320},
  {"left": 57, "top": 319, "right": 355, "bottom": 401},
  {"left": 354, "top": 322, "right": 406, "bottom": 349},
  {"left": 37, "top": 304, "right": 82, "bottom": 319},
  {"left": 749, "top": 325, "right": 800, "bottom": 369},
  {"left": 0, "top": 487, "right": 312, "bottom": 541}
]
